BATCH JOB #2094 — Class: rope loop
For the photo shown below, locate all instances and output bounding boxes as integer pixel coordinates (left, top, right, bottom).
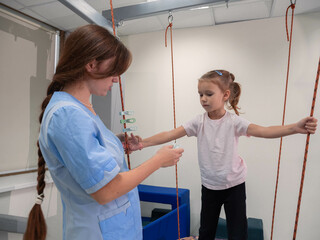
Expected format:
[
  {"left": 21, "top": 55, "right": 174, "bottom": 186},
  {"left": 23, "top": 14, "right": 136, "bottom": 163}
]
[
  {"left": 165, "top": 11, "right": 173, "bottom": 47},
  {"left": 285, "top": 3, "right": 295, "bottom": 41},
  {"left": 165, "top": 23, "right": 172, "bottom": 47}
]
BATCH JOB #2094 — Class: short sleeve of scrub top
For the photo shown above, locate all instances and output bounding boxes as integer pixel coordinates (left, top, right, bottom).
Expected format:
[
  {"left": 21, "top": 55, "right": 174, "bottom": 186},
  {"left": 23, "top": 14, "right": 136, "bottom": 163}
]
[{"left": 46, "top": 105, "right": 120, "bottom": 194}]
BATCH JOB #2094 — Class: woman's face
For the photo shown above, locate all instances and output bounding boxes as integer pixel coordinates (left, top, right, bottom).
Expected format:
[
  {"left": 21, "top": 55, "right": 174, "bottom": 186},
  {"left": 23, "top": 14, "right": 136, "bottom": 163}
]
[
  {"left": 87, "top": 75, "right": 119, "bottom": 96},
  {"left": 86, "top": 58, "right": 119, "bottom": 96}
]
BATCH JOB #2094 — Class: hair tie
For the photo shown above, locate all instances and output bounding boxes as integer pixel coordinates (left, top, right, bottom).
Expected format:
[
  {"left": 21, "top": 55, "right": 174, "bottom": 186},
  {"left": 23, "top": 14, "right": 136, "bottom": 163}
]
[
  {"left": 214, "top": 70, "right": 223, "bottom": 76},
  {"left": 35, "top": 193, "right": 44, "bottom": 205}
]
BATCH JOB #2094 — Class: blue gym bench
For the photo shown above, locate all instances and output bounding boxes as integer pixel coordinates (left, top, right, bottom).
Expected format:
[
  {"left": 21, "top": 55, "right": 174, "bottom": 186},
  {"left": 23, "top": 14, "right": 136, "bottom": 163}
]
[
  {"left": 216, "top": 217, "right": 264, "bottom": 240},
  {"left": 138, "top": 184, "right": 190, "bottom": 240},
  {"left": 138, "top": 184, "right": 263, "bottom": 240}
]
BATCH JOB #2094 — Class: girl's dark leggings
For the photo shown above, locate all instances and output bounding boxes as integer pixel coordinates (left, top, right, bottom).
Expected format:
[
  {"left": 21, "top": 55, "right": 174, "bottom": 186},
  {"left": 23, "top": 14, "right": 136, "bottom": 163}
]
[{"left": 198, "top": 182, "right": 248, "bottom": 240}]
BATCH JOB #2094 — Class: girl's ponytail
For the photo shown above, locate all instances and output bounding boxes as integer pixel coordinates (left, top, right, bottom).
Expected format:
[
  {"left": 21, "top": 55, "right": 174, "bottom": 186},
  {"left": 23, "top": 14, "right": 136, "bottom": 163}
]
[{"left": 228, "top": 81, "right": 241, "bottom": 115}]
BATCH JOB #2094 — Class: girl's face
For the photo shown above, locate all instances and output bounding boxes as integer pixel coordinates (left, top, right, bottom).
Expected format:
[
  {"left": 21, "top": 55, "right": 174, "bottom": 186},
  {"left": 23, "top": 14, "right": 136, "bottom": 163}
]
[{"left": 198, "top": 81, "right": 229, "bottom": 119}]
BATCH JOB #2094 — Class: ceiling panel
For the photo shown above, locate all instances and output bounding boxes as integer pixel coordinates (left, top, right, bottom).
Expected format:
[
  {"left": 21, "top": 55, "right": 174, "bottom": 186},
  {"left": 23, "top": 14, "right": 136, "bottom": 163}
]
[
  {"left": 214, "top": 1, "right": 270, "bottom": 23},
  {"left": 21, "top": 8, "right": 53, "bottom": 23},
  {"left": 1, "top": 0, "right": 320, "bottom": 35},
  {"left": 50, "top": 13, "right": 88, "bottom": 30},
  {"left": 14, "top": 0, "right": 53, "bottom": 8},
  {"left": 87, "top": 0, "right": 149, "bottom": 10},
  {"left": 29, "top": 2, "right": 74, "bottom": 20},
  {"left": 117, "top": 14, "right": 164, "bottom": 36},
  {"left": 1, "top": 0, "right": 24, "bottom": 9},
  {"left": 117, "top": 8, "right": 217, "bottom": 36}
]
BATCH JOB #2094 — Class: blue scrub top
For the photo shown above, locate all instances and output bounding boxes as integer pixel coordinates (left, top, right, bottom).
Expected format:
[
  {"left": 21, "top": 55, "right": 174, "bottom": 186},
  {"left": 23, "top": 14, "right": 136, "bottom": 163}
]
[{"left": 39, "top": 92, "right": 142, "bottom": 240}]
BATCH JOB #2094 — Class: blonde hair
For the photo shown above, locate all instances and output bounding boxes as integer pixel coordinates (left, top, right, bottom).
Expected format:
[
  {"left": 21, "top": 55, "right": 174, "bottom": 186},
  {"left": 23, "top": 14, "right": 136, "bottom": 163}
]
[{"left": 199, "top": 70, "right": 241, "bottom": 115}]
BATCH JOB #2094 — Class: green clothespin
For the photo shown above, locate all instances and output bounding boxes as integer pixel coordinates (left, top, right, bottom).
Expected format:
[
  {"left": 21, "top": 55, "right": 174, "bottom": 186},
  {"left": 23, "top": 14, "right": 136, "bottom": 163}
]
[{"left": 120, "top": 118, "right": 136, "bottom": 124}]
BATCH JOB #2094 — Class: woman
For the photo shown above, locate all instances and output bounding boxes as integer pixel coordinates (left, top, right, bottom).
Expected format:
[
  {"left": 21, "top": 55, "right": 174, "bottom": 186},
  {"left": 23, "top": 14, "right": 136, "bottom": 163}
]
[{"left": 24, "top": 24, "right": 183, "bottom": 240}]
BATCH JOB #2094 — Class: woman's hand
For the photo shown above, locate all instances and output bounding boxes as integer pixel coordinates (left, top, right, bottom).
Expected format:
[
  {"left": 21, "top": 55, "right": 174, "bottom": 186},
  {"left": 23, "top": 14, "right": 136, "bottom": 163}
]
[
  {"left": 155, "top": 145, "right": 184, "bottom": 168},
  {"left": 294, "top": 117, "right": 318, "bottom": 134}
]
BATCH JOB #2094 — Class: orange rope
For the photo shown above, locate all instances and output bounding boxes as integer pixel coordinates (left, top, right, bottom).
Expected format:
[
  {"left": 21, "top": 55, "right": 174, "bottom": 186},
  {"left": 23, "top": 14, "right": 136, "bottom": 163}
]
[
  {"left": 270, "top": 3, "right": 295, "bottom": 240},
  {"left": 109, "top": 0, "right": 131, "bottom": 169},
  {"left": 165, "top": 20, "right": 181, "bottom": 240},
  {"left": 165, "top": 23, "right": 177, "bottom": 129},
  {"left": 293, "top": 57, "right": 320, "bottom": 240}
]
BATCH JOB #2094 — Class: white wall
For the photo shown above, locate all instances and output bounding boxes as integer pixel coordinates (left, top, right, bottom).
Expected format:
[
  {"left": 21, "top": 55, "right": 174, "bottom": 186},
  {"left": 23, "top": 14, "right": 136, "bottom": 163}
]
[
  {"left": 122, "top": 12, "right": 320, "bottom": 239},
  {"left": 0, "top": 6, "right": 62, "bottom": 240},
  {"left": 0, "top": 7, "right": 55, "bottom": 172}
]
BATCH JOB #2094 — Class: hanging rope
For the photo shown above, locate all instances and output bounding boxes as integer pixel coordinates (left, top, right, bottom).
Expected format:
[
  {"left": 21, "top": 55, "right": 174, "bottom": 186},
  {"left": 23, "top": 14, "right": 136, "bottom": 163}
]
[
  {"left": 270, "top": 2, "right": 295, "bottom": 240},
  {"left": 165, "top": 12, "right": 181, "bottom": 240},
  {"left": 292, "top": 57, "right": 320, "bottom": 240},
  {"left": 109, "top": 0, "right": 131, "bottom": 169}
]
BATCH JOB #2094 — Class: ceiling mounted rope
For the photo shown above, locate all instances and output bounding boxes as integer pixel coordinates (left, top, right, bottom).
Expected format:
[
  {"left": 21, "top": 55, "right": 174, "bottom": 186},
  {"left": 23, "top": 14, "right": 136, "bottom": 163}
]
[
  {"left": 292, "top": 57, "right": 320, "bottom": 240},
  {"left": 165, "top": 12, "right": 181, "bottom": 240},
  {"left": 270, "top": 1, "right": 296, "bottom": 239},
  {"left": 109, "top": 0, "right": 131, "bottom": 170}
]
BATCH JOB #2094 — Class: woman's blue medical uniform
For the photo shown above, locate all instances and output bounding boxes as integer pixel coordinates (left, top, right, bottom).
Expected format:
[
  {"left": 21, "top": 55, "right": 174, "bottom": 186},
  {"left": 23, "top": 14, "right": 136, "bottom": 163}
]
[{"left": 39, "top": 92, "right": 142, "bottom": 240}]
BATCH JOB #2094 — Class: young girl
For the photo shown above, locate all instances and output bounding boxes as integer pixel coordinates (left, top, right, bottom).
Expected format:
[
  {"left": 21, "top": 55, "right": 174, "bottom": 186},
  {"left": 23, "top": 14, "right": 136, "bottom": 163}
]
[{"left": 130, "top": 70, "right": 317, "bottom": 240}]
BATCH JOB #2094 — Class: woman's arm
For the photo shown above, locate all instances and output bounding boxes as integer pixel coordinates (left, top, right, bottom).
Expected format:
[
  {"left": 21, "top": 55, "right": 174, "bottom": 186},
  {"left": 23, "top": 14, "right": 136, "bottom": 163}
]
[
  {"left": 247, "top": 117, "right": 317, "bottom": 138},
  {"left": 91, "top": 145, "right": 184, "bottom": 205},
  {"left": 141, "top": 126, "right": 187, "bottom": 148}
]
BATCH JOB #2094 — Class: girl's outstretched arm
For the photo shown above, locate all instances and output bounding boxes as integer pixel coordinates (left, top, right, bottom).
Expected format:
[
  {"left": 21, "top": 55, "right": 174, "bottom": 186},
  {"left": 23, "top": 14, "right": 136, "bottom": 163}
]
[
  {"left": 142, "top": 126, "right": 187, "bottom": 148},
  {"left": 247, "top": 116, "right": 317, "bottom": 138}
]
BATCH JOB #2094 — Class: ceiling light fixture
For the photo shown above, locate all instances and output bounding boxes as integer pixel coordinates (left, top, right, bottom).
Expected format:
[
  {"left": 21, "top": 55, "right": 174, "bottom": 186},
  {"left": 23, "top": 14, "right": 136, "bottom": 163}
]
[
  {"left": 190, "top": 6, "right": 210, "bottom": 11},
  {"left": 189, "top": 0, "right": 267, "bottom": 11}
]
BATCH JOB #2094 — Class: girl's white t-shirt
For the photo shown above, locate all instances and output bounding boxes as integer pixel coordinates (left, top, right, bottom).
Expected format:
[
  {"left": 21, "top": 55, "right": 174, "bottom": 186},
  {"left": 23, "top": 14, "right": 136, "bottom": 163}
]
[{"left": 183, "top": 111, "right": 250, "bottom": 190}]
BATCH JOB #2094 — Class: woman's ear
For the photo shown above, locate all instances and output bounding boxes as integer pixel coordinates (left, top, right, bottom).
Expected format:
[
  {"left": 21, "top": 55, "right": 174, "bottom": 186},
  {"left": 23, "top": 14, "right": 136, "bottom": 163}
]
[{"left": 85, "top": 59, "right": 98, "bottom": 73}]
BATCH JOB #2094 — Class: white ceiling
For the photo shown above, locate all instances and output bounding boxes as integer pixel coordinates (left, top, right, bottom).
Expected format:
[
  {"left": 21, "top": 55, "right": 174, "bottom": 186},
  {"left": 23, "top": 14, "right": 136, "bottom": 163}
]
[{"left": 1, "top": 0, "right": 320, "bottom": 36}]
